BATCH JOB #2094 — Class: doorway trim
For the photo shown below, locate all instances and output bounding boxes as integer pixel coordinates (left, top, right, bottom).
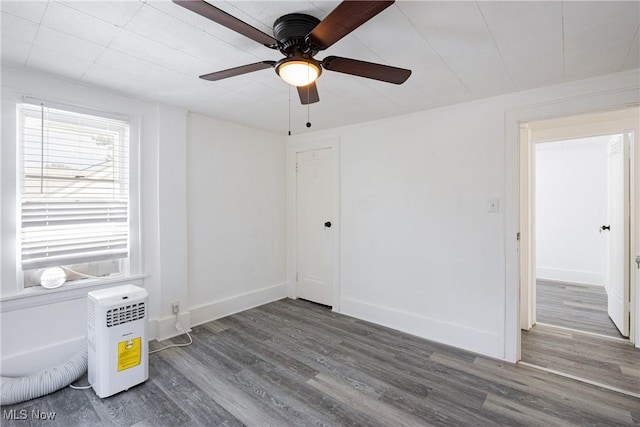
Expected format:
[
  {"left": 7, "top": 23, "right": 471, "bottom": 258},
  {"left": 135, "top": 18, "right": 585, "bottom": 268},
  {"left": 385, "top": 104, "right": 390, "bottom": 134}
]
[
  {"left": 504, "top": 87, "right": 640, "bottom": 362},
  {"left": 286, "top": 137, "right": 341, "bottom": 310},
  {"left": 521, "top": 113, "right": 637, "bottom": 338}
]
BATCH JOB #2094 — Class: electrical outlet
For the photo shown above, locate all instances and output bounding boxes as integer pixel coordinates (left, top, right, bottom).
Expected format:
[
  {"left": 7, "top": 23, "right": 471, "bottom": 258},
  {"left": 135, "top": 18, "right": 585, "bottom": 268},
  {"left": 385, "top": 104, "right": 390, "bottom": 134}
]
[{"left": 171, "top": 301, "right": 179, "bottom": 315}]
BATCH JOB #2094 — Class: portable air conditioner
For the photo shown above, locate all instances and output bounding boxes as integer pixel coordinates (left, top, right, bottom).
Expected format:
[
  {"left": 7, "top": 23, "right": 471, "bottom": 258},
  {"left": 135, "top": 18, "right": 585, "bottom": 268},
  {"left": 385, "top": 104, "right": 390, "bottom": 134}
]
[{"left": 87, "top": 284, "right": 148, "bottom": 398}]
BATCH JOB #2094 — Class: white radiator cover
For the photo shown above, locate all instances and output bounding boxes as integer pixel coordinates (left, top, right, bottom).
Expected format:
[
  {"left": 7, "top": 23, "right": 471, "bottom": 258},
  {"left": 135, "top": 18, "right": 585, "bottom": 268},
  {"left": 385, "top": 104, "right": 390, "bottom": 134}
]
[{"left": 87, "top": 284, "right": 149, "bottom": 398}]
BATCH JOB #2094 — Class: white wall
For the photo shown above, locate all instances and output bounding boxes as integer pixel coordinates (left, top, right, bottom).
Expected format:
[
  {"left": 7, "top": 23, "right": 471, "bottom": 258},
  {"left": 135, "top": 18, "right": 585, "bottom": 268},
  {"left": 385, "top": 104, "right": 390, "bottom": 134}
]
[
  {"left": 186, "top": 113, "right": 287, "bottom": 326},
  {"left": 535, "top": 137, "right": 610, "bottom": 286},
  {"left": 0, "top": 67, "right": 287, "bottom": 375},
  {"left": 288, "top": 69, "right": 640, "bottom": 360}
]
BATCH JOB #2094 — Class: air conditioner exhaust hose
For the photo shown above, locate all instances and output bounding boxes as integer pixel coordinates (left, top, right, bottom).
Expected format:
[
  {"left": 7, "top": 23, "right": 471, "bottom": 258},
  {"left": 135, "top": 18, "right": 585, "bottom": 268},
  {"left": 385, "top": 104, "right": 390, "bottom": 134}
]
[{"left": 0, "top": 351, "right": 88, "bottom": 406}]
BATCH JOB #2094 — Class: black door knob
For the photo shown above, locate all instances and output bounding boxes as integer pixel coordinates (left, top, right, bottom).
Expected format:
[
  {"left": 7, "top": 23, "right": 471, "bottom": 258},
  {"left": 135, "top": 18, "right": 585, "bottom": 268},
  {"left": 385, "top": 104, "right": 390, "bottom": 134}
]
[
  {"left": 324, "top": 221, "right": 332, "bottom": 228},
  {"left": 600, "top": 225, "right": 611, "bottom": 231}
]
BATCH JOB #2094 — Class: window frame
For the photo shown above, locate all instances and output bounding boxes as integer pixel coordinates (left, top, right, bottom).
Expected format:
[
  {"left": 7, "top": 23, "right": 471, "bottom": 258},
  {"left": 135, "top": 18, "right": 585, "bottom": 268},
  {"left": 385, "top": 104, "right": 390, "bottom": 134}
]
[
  {"left": 3, "top": 96, "right": 142, "bottom": 298},
  {"left": 18, "top": 103, "right": 130, "bottom": 277}
]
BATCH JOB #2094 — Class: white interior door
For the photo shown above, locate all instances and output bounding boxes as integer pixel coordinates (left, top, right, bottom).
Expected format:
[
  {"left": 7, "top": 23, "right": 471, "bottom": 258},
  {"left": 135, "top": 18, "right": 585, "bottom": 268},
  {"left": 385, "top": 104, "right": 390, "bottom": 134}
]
[
  {"left": 296, "top": 148, "right": 333, "bottom": 306},
  {"left": 607, "top": 134, "right": 630, "bottom": 337}
]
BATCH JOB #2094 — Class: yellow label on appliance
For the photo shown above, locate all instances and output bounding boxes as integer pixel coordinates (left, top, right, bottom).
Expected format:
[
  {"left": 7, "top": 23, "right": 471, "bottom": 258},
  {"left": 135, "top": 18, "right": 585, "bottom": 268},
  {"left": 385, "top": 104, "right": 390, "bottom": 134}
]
[{"left": 117, "top": 337, "right": 141, "bottom": 371}]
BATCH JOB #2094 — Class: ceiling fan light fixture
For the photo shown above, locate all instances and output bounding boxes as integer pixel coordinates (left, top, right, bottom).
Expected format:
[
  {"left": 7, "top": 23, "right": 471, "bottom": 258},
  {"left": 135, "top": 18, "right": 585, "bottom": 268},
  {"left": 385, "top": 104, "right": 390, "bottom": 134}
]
[{"left": 276, "top": 58, "right": 321, "bottom": 87}]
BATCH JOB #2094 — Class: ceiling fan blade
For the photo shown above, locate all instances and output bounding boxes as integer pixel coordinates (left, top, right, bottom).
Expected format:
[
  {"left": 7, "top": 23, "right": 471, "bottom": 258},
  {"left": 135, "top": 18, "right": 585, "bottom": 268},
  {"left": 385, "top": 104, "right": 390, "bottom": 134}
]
[
  {"left": 297, "top": 82, "right": 320, "bottom": 105},
  {"left": 322, "top": 56, "right": 411, "bottom": 84},
  {"left": 173, "top": 0, "right": 278, "bottom": 48},
  {"left": 199, "top": 61, "right": 276, "bottom": 81},
  {"left": 306, "top": 1, "right": 394, "bottom": 50}
]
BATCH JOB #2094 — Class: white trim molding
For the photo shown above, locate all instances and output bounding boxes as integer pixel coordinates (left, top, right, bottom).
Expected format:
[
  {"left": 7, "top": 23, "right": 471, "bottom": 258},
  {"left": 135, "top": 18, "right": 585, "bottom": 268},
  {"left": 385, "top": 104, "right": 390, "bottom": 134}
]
[
  {"left": 0, "top": 275, "right": 145, "bottom": 313},
  {"left": 1, "top": 336, "right": 86, "bottom": 377},
  {"left": 153, "top": 311, "right": 192, "bottom": 341},
  {"left": 536, "top": 267, "right": 606, "bottom": 287},
  {"left": 340, "top": 297, "right": 504, "bottom": 359},
  {"left": 188, "top": 282, "right": 287, "bottom": 329}
]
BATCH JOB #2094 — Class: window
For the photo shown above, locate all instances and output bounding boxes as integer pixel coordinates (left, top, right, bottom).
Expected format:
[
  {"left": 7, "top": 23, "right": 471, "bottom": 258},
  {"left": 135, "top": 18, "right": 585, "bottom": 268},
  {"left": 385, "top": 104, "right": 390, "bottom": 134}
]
[{"left": 18, "top": 101, "right": 130, "bottom": 287}]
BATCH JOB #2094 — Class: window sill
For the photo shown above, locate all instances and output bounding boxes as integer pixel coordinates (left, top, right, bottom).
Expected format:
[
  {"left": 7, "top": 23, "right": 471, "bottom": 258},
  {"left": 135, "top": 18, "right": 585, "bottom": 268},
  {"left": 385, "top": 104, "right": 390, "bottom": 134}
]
[{"left": 0, "top": 274, "right": 146, "bottom": 313}]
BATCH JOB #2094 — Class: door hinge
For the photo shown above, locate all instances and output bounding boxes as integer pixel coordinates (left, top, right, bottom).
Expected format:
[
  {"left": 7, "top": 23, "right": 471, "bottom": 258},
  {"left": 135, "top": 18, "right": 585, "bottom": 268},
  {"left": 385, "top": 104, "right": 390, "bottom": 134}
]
[
  {"left": 517, "top": 232, "right": 520, "bottom": 241},
  {"left": 296, "top": 272, "right": 298, "bottom": 282}
]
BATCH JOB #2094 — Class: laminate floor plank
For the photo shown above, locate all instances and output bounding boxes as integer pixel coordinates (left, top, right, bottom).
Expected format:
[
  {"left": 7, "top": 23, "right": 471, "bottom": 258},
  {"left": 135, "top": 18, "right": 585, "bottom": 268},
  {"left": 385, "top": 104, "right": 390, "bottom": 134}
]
[
  {"left": 522, "top": 329, "right": 639, "bottom": 368},
  {"left": 46, "top": 384, "right": 102, "bottom": 426},
  {"left": 521, "top": 324, "right": 640, "bottom": 394},
  {"left": 191, "top": 315, "right": 398, "bottom": 427},
  {"left": 328, "top": 344, "right": 510, "bottom": 426},
  {"left": 212, "top": 311, "right": 393, "bottom": 426},
  {"left": 258, "top": 301, "right": 437, "bottom": 363},
  {"left": 536, "top": 280, "right": 623, "bottom": 337},
  {"left": 2, "top": 298, "right": 638, "bottom": 426},
  {"left": 474, "top": 356, "right": 640, "bottom": 415},
  {"left": 241, "top": 363, "right": 381, "bottom": 427},
  {"left": 306, "top": 372, "right": 428, "bottom": 426},
  {"left": 163, "top": 345, "right": 293, "bottom": 427},
  {"left": 481, "top": 393, "right": 578, "bottom": 427},
  {"left": 250, "top": 330, "right": 461, "bottom": 426},
  {"left": 221, "top": 328, "right": 320, "bottom": 380},
  {"left": 147, "top": 355, "right": 243, "bottom": 427},
  {"left": 432, "top": 353, "right": 636, "bottom": 425},
  {"left": 195, "top": 338, "right": 345, "bottom": 426}
]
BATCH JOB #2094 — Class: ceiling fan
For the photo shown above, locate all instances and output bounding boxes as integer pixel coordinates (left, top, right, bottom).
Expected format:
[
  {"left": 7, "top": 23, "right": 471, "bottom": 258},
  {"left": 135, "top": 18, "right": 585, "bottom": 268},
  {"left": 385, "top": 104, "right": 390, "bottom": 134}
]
[{"left": 172, "top": 0, "right": 412, "bottom": 105}]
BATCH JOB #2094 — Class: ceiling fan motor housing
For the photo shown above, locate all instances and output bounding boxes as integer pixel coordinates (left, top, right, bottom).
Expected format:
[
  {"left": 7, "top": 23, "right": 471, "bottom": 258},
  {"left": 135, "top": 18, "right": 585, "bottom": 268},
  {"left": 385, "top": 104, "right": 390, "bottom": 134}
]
[{"left": 273, "top": 13, "right": 320, "bottom": 56}]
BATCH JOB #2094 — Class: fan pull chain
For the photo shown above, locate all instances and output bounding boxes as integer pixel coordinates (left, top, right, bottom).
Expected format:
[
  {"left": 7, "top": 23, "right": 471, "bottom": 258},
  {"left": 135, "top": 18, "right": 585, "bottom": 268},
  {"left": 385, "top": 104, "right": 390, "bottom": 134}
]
[
  {"left": 288, "top": 85, "right": 291, "bottom": 136},
  {"left": 306, "top": 68, "right": 311, "bottom": 128},
  {"left": 306, "top": 87, "right": 311, "bottom": 128},
  {"left": 40, "top": 103, "right": 44, "bottom": 193}
]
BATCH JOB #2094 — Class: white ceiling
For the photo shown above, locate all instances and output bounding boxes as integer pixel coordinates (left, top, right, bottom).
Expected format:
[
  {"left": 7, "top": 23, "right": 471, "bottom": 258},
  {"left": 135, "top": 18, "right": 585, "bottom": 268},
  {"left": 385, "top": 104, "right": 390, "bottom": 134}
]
[{"left": 2, "top": 1, "right": 639, "bottom": 134}]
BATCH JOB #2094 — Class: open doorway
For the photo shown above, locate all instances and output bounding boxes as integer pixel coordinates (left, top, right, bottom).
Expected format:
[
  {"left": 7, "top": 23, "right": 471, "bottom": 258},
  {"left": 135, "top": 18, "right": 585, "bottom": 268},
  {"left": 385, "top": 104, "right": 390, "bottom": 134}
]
[
  {"left": 519, "top": 107, "right": 640, "bottom": 396},
  {"left": 535, "top": 133, "right": 628, "bottom": 338}
]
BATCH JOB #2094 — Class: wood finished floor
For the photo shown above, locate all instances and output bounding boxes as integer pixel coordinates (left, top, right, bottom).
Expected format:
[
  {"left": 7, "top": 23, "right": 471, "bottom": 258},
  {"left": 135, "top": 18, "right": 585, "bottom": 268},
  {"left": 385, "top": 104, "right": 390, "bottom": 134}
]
[
  {"left": 3, "top": 298, "right": 640, "bottom": 426},
  {"left": 521, "top": 323, "right": 640, "bottom": 395},
  {"left": 536, "top": 279, "right": 623, "bottom": 338},
  {"left": 524, "top": 279, "right": 640, "bottom": 400}
]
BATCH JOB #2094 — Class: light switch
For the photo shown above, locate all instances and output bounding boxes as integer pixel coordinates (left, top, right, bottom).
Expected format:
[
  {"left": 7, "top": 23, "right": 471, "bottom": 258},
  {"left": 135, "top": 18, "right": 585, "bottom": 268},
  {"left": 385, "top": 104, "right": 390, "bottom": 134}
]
[{"left": 488, "top": 198, "right": 499, "bottom": 213}]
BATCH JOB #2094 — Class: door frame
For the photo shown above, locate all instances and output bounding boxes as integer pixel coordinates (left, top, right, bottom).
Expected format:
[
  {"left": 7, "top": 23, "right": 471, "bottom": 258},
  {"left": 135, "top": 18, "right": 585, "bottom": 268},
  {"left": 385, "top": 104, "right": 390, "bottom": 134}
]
[
  {"left": 287, "top": 138, "right": 341, "bottom": 310},
  {"left": 521, "top": 114, "right": 636, "bottom": 336},
  {"left": 504, "top": 87, "right": 640, "bottom": 362},
  {"left": 514, "top": 106, "right": 639, "bottom": 360}
]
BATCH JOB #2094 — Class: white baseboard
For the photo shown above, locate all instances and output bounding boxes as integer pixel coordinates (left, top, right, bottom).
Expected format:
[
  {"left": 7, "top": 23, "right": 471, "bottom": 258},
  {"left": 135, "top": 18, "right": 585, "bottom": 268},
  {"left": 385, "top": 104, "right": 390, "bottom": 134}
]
[
  {"left": 536, "top": 267, "right": 606, "bottom": 286},
  {"left": 154, "top": 311, "right": 192, "bottom": 341},
  {"left": 188, "top": 282, "right": 287, "bottom": 328},
  {"left": 339, "top": 297, "right": 505, "bottom": 360},
  {"left": 1, "top": 336, "right": 86, "bottom": 377}
]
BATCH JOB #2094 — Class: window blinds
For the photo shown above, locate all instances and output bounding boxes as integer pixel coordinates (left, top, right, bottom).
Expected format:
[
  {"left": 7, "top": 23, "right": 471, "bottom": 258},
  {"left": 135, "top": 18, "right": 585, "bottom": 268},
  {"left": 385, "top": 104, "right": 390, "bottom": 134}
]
[{"left": 18, "top": 102, "right": 130, "bottom": 270}]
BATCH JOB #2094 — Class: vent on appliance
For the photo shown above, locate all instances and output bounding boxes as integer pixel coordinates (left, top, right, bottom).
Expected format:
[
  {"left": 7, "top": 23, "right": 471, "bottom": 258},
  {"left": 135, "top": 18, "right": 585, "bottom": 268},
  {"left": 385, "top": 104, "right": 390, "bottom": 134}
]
[
  {"left": 87, "top": 298, "right": 96, "bottom": 351},
  {"left": 106, "top": 303, "right": 146, "bottom": 327},
  {"left": 88, "top": 298, "right": 96, "bottom": 329}
]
